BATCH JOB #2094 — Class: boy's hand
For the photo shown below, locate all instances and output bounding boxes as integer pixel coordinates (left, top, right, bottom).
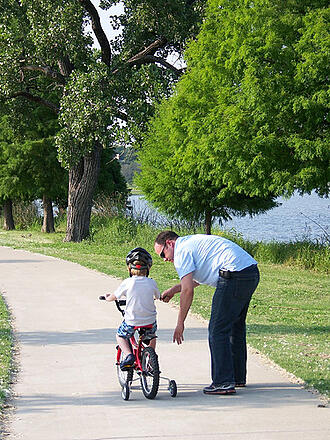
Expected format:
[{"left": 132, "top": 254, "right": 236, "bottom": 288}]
[{"left": 161, "top": 289, "right": 175, "bottom": 303}]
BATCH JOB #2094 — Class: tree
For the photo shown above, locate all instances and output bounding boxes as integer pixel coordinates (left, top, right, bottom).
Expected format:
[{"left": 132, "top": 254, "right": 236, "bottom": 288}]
[
  {"left": 0, "top": 110, "right": 67, "bottom": 232},
  {"left": 1, "top": 0, "right": 205, "bottom": 241},
  {"left": 138, "top": 0, "right": 329, "bottom": 230},
  {"left": 0, "top": 113, "right": 128, "bottom": 232},
  {"left": 137, "top": 98, "right": 278, "bottom": 233}
]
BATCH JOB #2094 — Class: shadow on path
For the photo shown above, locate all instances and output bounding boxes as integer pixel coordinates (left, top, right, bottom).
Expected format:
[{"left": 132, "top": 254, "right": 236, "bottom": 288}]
[
  {"left": 13, "top": 381, "right": 317, "bottom": 415},
  {"left": 0, "top": 259, "right": 45, "bottom": 264},
  {"left": 17, "top": 327, "right": 208, "bottom": 345}
]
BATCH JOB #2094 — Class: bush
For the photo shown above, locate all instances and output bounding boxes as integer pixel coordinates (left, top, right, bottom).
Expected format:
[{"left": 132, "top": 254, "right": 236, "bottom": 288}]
[{"left": 13, "top": 202, "right": 41, "bottom": 230}]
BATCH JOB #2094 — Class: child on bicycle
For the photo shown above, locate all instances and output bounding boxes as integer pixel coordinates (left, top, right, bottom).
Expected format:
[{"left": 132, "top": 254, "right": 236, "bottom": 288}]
[{"left": 105, "top": 247, "right": 160, "bottom": 370}]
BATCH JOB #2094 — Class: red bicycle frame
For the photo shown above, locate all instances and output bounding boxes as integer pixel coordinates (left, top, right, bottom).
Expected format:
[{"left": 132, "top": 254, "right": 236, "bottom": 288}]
[{"left": 116, "top": 324, "right": 154, "bottom": 371}]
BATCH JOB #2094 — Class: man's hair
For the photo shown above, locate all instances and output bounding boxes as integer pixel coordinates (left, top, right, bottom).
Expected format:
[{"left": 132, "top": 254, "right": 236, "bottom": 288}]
[{"left": 155, "top": 231, "right": 179, "bottom": 245}]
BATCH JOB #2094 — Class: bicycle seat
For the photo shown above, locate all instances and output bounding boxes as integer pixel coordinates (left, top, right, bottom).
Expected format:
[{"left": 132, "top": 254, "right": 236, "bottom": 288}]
[{"left": 134, "top": 325, "right": 157, "bottom": 344}]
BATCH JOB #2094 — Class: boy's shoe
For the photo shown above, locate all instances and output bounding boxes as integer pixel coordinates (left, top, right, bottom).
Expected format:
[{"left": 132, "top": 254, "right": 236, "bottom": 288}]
[
  {"left": 120, "top": 354, "right": 135, "bottom": 371},
  {"left": 203, "top": 383, "right": 236, "bottom": 395}
]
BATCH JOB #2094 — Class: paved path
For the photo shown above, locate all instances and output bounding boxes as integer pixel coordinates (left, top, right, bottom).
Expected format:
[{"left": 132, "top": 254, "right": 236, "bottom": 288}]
[{"left": 0, "top": 246, "right": 328, "bottom": 440}]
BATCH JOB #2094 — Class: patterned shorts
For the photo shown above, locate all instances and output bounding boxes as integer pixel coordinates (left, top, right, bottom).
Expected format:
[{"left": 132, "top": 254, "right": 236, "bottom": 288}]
[{"left": 117, "top": 320, "right": 157, "bottom": 340}]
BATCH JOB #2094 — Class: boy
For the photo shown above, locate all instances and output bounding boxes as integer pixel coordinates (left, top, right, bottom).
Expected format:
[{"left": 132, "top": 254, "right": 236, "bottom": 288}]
[{"left": 105, "top": 247, "right": 160, "bottom": 370}]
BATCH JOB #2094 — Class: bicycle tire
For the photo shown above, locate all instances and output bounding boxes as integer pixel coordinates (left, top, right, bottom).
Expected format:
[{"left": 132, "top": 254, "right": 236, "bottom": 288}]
[
  {"left": 140, "top": 346, "right": 160, "bottom": 399},
  {"left": 117, "top": 350, "right": 133, "bottom": 388},
  {"left": 121, "top": 383, "right": 130, "bottom": 401},
  {"left": 168, "top": 379, "right": 177, "bottom": 397}
]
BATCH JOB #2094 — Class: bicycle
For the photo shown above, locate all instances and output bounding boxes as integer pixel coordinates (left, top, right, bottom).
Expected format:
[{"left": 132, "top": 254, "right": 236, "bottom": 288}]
[{"left": 99, "top": 296, "right": 177, "bottom": 401}]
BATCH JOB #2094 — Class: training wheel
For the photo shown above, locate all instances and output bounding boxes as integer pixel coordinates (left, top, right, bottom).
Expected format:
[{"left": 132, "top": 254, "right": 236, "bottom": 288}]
[
  {"left": 168, "top": 380, "right": 177, "bottom": 397},
  {"left": 121, "top": 383, "right": 130, "bottom": 401}
]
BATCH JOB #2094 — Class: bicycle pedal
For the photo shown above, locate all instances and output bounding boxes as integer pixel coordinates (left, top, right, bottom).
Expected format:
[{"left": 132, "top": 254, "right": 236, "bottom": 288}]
[{"left": 120, "top": 364, "right": 134, "bottom": 371}]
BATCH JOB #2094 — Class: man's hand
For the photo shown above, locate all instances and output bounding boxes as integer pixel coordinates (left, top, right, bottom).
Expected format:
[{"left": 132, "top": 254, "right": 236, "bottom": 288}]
[
  {"left": 173, "top": 322, "right": 184, "bottom": 345},
  {"left": 161, "top": 289, "right": 175, "bottom": 303}
]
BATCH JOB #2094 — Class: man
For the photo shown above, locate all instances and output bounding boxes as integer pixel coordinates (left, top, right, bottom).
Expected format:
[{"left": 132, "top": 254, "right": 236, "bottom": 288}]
[{"left": 154, "top": 231, "right": 260, "bottom": 395}]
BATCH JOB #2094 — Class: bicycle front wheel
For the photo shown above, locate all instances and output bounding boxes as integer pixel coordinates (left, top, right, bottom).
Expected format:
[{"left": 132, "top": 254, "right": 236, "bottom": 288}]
[
  {"left": 117, "top": 350, "right": 133, "bottom": 388},
  {"left": 140, "top": 347, "right": 160, "bottom": 399}
]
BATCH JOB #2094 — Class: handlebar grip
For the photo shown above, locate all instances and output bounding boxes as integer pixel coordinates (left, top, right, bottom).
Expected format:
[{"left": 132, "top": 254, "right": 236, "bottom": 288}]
[{"left": 99, "top": 295, "right": 106, "bottom": 300}]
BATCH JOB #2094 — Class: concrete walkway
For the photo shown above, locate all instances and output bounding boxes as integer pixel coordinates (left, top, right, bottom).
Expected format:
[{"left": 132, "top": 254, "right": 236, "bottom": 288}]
[{"left": 0, "top": 246, "right": 328, "bottom": 440}]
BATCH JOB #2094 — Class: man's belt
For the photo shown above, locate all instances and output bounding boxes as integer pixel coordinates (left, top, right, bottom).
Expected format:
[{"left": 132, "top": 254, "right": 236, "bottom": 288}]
[
  {"left": 219, "top": 264, "right": 257, "bottom": 279},
  {"left": 219, "top": 269, "right": 232, "bottom": 279}
]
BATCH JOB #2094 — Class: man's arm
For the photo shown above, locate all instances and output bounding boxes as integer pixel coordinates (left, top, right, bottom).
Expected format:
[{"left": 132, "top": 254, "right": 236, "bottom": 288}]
[
  {"left": 161, "top": 283, "right": 181, "bottom": 302},
  {"left": 161, "top": 279, "right": 199, "bottom": 303},
  {"left": 173, "top": 272, "right": 195, "bottom": 345}
]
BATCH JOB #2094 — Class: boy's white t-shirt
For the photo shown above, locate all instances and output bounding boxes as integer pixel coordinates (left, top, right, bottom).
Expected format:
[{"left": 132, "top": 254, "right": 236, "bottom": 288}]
[{"left": 114, "top": 276, "right": 160, "bottom": 326}]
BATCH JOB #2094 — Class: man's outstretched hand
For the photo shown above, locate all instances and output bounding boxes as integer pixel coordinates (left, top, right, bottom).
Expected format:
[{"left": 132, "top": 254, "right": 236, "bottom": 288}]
[{"left": 173, "top": 322, "right": 184, "bottom": 345}]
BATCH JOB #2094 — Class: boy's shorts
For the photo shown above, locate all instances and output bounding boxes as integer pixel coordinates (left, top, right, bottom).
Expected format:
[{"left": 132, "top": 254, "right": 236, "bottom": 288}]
[{"left": 117, "top": 320, "right": 157, "bottom": 340}]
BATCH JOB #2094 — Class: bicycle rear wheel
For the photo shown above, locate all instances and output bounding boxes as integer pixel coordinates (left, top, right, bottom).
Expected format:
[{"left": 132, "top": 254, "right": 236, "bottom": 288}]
[
  {"left": 117, "top": 350, "right": 133, "bottom": 388},
  {"left": 140, "top": 347, "right": 160, "bottom": 399}
]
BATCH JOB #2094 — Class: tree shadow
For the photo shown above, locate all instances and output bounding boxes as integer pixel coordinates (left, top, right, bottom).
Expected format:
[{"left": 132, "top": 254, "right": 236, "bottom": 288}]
[
  {"left": 0, "top": 259, "right": 45, "bottom": 264},
  {"left": 17, "top": 327, "right": 208, "bottom": 345},
  {"left": 12, "top": 380, "right": 319, "bottom": 416}
]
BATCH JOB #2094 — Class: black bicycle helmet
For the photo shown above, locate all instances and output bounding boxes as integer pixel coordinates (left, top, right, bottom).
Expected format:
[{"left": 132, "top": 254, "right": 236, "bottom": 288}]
[{"left": 126, "top": 247, "right": 153, "bottom": 270}]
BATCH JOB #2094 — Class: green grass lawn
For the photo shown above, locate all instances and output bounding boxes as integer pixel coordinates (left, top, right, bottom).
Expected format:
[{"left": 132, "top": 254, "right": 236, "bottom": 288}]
[
  {"left": 190, "top": 264, "right": 329, "bottom": 397},
  {"left": 0, "top": 222, "right": 329, "bottom": 400},
  {"left": 0, "top": 293, "right": 13, "bottom": 405}
]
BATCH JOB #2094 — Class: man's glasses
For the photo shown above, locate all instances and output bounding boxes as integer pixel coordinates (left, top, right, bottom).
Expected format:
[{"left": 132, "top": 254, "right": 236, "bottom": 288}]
[{"left": 160, "top": 243, "right": 166, "bottom": 259}]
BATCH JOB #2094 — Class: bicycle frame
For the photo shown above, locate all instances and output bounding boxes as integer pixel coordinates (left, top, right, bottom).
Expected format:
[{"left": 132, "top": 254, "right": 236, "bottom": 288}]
[
  {"left": 116, "top": 324, "right": 154, "bottom": 372},
  {"left": 98, "top": 297, "right": 177, "bottom": 399}
]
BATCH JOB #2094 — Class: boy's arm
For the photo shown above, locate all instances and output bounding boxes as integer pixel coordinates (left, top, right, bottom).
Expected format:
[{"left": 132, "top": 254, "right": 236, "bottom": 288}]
[{"left": 105, "top": 293, "right": 117, "bottom": 302}]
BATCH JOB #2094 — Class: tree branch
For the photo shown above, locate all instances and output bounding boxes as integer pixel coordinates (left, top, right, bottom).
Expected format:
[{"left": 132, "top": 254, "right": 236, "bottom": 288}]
[
  {"left": 78, "top": 0, "right": 111, "bottom": 66},
  {"left": 8, "top": 92, "right": 59, "bottom": 114},
  {"left": 112, "top": 37, "right": 168, "bottom": 74},
  {"left": 116, "top": 110, "right": 128, "bottom": 122},
  {"left": 132, "top": 55, "right": 183, "bottom": 76},
  {"left": 127, "top": 37, "right": 168, "bottom": 63},
  {"left": 21, "top": 65, "right": 66, "bottom": 85}
]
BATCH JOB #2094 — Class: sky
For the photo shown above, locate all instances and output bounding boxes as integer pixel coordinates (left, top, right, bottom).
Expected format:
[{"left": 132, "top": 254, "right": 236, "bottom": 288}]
[
  {"left": 87, "top": 1, "right": 124, "bottom": 48},
  {"left": 87, "top": 1, "right": 185, "bottom": 68}
]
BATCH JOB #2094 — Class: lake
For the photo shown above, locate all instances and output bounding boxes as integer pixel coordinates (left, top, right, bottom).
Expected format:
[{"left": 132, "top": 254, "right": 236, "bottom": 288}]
[{"left": 129, "top": 192, "right": 329, "bottom": 243}]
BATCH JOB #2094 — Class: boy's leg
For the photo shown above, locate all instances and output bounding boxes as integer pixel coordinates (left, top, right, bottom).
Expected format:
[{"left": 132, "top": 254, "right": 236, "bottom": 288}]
[
  {"left": 149, "top": 338, "right": 156, "bottom": 349},
  {"left": 116, "top": 334, "right": 132, "bottom": 356},
  {"left": 117, "top": 321, "right": 135, "bottom": 370},
  {"left": 147, "top": 321, "right": 158, "bottom": 350}
]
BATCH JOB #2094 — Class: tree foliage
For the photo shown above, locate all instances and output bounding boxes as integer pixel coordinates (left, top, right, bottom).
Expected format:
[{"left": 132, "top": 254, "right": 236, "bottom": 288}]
[
  {"left": 137, "top": 0, "right": 329, "bottom": 230},
  {"left": 137, "top": 98, "right": 278, "bottom": 233},
  {"left": 0, "top": 0, "right": 206, "bottom": 240}
]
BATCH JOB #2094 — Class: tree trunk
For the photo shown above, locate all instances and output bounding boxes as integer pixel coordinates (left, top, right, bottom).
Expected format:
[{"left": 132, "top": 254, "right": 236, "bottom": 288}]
[
  {"left": 41, "top": 195, "right": 55, "bottom": 233},
  {"left": 3, "top": 199, "right": 15, "bottom": 230},
  {"left": 64, "top": 144, "right": 102, "bottom": 242},
  {"left": 205, "top": 211, "right": 212, "bottom": 235}
]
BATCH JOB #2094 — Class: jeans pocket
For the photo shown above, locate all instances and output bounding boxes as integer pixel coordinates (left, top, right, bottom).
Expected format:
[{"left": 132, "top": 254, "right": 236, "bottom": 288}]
[{"left": 233, "top": 277, "right": 258, "bottom": 302}]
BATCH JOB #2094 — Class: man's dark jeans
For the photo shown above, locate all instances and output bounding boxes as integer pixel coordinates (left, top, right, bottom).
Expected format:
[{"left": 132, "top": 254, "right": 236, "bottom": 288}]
[{"left": 208, "top": 265, "right": 260, "bottom": 386}]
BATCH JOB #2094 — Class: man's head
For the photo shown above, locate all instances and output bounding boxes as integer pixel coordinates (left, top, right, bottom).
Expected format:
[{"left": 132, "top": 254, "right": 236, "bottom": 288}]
[
  {"left": 126, "top": 247, "right": 153, "bottom": 277},
  {"left": 154, "top": 231, "right": 179, "bottom": 262}
]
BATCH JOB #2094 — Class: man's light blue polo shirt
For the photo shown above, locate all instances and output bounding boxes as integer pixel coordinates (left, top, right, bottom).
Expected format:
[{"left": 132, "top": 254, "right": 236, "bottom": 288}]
[{"left": 174, "top": 235, "right": 257, "bottom": 287}]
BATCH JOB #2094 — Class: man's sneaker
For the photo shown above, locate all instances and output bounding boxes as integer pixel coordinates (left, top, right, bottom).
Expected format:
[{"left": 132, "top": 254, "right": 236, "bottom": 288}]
[
  {"left": 203, "top": 383, "right": 236, "bottom": 395},
  {"left": 120, "top": 354, "right": 135, "bottom": 371}
]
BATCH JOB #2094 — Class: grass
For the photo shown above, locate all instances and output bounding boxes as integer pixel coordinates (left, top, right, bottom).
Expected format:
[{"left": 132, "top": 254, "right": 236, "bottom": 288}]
[
  {"left": 0, "top": 294, "right": 13, "bottom": 405},
  {"left": 0, "top": 215, "right": 329, "bottom": 400},
  {"left": 190, "top": 265, "right": 329, "bottom": 397}
]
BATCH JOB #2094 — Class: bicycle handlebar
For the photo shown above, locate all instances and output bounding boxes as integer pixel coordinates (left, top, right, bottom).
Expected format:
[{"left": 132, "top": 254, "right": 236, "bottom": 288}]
[
  {"left": 115, "top": 299, "right": 126, "bottom": 316},
  {"left": 99, "top": 296, "right": 126, "bottom": 316}
]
